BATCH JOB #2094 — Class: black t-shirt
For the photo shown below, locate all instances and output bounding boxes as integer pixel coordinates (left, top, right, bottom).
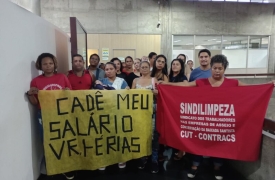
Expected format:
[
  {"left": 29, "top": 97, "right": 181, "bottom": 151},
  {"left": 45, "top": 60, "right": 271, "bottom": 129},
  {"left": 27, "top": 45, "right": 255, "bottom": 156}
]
[
  {"left": 126, "top": 72, "right": 140, "bottom": 88},
  {"left": 117, "top": 72, "right": 127, "bottom": 79},
  {"left": 169, "top": 75, "right": 188, "bottom": 82}
]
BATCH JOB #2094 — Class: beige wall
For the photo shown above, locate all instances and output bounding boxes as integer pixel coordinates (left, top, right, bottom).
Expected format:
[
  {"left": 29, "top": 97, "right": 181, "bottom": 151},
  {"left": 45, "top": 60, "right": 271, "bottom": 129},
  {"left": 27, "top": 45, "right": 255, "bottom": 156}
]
[{"left": 87, "top": 34, "right": 161, "bottom": 63}]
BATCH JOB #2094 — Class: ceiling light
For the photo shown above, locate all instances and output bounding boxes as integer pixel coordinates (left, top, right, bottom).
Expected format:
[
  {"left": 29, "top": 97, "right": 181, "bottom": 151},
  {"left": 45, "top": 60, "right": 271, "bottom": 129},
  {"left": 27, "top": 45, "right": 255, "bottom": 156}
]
[{"left": 174, "top": 40, "right": 181, "bottom": 42}]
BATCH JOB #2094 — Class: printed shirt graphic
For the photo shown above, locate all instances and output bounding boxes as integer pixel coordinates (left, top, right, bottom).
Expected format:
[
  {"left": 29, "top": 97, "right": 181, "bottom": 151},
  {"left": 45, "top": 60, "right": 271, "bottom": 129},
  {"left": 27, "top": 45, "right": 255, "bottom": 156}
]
[{"left": 30, "top": 73, "right": 72, "bottom": 108}]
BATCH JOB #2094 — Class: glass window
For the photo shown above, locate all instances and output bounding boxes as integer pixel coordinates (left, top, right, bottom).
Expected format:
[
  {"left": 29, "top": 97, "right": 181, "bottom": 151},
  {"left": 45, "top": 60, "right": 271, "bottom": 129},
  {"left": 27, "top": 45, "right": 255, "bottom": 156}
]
[
  {"left": 222, "top": 36, "right": 248, "bottom": 49},
  {"left": 249, "top": 36, "right": 269, "bottom": 49},
  {"left": 248, "top": 36, "right": 269, "bottom": 68},
  {"left": 173, "top": 35, "right": 194, "bottom": 50},
  {"left": 221, "top": 36, "right": 248, "bottom": 68},
  {"left": 172, "top": 35, "right": 195, "bottom": 65},
  {"left": 172, "top": 35, "right": 270, "bottom": 73},
  {"left": 251, "top": 0, "right": 263, "bottom": 2},
  {"left": 194, "top": 36, "right": 222, "bottom": 50}
]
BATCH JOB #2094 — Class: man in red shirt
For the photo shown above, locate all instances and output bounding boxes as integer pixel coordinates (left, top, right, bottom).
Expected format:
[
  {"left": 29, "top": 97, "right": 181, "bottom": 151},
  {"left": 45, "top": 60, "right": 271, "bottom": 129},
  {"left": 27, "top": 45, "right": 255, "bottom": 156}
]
[{"left": 67, "top": 54, "right": 95, "bottom": 90}]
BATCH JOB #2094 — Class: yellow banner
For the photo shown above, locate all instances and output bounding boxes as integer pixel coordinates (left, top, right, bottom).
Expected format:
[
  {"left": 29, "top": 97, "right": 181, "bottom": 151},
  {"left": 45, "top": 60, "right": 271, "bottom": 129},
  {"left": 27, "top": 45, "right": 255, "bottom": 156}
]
[{"left": 39, "top": 90, "right": 153, "bottom": 175}]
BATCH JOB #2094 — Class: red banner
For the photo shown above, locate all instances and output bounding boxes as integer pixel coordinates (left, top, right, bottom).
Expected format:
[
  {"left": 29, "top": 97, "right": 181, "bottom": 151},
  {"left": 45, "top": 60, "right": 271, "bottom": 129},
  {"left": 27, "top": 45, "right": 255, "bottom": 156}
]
[{"left": 157, "top": 84, "right": 273, "bottom": 161}]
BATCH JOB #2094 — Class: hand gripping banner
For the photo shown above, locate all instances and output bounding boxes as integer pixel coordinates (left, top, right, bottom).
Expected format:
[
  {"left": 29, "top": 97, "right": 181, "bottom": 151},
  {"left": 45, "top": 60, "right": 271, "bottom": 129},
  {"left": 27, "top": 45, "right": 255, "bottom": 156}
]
[
  {"left": 39, "top": 90, "right": 153, "bottom": 175},
  {"left": 157, "top": 84, "right": 273, "bottom": 161}
]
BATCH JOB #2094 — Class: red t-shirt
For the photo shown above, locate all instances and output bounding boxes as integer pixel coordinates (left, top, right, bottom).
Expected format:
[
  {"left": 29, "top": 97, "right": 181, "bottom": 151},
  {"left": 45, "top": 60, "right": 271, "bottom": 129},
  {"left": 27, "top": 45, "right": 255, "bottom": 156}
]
[
  {"left": 196, "top": 77, "right": 238, "bottom": 87},
  {"left": 67, "top": 70, "right": 92, "bottom": 90},
  {"left": 30, "top": 73, "right": 72, "bottom": 108}
]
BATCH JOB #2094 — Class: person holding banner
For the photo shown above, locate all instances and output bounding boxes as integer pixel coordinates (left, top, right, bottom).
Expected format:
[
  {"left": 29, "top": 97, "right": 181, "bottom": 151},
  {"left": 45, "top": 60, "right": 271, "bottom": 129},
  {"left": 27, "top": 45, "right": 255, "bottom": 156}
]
[
  {"left": 67, "top": 54, "right": 95, "bottom": 90},
  {"left": 132, "top": 61, "right": 157, "bottom": 89},
  {"left": 26, "top": 53, "right": 74, "bottom": 179},
  {"left": 95, "top": 62, "right": 129, "bottom": 90},
  {"left": 95, "top": 62, "right": 129, "bottom": 170},
  {"left": 168, "top": 59, "right": 188, "bottom": 160},
  {"left": 132, "top": 61, "right": 157, "bottom": 170},
  {"left": 157, "top": 54, "right": 275, "bottom": 180},
  {"left": 150, "top": 55, "right": 168, "bottom": 173}
]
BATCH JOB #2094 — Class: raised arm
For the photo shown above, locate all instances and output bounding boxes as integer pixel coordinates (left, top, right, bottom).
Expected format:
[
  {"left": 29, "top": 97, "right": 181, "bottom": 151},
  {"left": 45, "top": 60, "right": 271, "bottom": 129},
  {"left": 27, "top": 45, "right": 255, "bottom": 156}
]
[
  {"left": 238, "top": 80, "right": 275, "bottom": 86},
  {"left": 159, "top": 80, "right": 196, "bottom": 87}
]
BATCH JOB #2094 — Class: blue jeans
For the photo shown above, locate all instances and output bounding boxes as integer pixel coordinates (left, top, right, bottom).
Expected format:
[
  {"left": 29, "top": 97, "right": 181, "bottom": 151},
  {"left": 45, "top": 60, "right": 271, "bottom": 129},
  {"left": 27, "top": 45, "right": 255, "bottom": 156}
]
[
  {"left": 152, "top": 104, "right": 159, "bottom": 162},
  {"left": 37, "top": 110, "right": 47, "bottom": 174}
]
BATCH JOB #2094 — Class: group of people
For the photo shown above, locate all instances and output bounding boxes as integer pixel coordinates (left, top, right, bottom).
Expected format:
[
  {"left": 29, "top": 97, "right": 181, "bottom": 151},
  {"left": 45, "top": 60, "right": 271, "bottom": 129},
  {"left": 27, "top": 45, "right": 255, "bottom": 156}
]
[{"left": 26, "top": 49, "right": 275, "bottom": 180}]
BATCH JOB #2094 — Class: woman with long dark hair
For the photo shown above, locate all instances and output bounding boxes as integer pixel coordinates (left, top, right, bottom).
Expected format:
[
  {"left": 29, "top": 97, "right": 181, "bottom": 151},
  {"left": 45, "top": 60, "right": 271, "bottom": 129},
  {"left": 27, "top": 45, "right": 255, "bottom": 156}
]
[
  {"left": 149, "top": 55, "right": 168, "bottom": 173},
  {"left": 177, "top": 54, "right": 191, "bottom": 80},
  {"left": 151, "top": 55, "right": 168, "bottom": 82},
  {"left": 110, "top": 57, "right": 127, "bottom": 79},
  {"left": 169, "top": 59, "right": 188, "bottom": 83},
  {"left": 168, "top": 59, "right": 188, "bottom": 160}
]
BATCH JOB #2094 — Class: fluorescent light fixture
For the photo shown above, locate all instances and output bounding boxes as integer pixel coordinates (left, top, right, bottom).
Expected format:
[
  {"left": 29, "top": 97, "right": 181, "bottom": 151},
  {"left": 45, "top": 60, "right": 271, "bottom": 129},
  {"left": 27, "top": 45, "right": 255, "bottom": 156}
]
[
  {"left": 186, "top": 43, "right": 193, "bottom": 45},
  {"left": 174, "top": 40, "right": 181, "bottom": 42}
]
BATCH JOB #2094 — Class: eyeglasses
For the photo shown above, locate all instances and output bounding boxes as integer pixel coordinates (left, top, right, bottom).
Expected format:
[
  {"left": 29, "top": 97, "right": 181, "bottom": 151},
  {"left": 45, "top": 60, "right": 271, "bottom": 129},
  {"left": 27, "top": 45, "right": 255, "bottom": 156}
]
[{"left": 90, "top": 58, "right": 99, "bottom": 61}]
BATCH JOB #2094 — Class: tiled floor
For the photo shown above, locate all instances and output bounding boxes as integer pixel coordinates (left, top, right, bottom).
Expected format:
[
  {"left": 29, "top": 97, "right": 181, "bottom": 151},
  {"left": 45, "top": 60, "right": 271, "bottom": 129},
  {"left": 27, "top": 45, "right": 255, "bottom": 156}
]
[{"left": 38, "top": 154, "right": 247, "bottom": 180}]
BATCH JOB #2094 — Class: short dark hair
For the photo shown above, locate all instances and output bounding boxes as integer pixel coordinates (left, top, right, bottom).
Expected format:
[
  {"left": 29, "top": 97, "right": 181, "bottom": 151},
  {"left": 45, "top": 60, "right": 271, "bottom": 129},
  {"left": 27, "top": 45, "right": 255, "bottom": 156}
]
[
  {"left": 148, "top": 52, "right": 157, "bottom": 59},
  {"left": 110, "top": 57, "right": 123, "bottom": 72},
  {"left": 210, "top": 55, "right": 229, "bottom": 70},
  {"left": 72, "top": 54, "right": 83, "bottom": 61},
  {"left": 89, "top": 54, "right": 100, "bottom": 61},
  {"left": 125, "top": 56, "right": 133, "bottom": 61},
  {"left": 187, "top": 60, "right": 193, "bottom": 63},
  {"left": 35, "top": 53, "right": 58, "bottom": 71},
  {"left": 198, "top": 49, "right": 211, "bottom": 57}
]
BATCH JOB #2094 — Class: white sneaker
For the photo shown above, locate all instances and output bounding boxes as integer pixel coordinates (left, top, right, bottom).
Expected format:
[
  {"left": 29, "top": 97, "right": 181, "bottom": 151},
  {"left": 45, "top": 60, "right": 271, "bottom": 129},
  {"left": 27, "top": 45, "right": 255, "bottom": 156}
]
[
  {"left": 118, "top": 162, "right": 126, "bottom": 169},
  {"left": 62, "top": 173, "right": 74, "bottom": 180},
  {"left": 98, "top": 167, "right": 106, "bottom": 170}
]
